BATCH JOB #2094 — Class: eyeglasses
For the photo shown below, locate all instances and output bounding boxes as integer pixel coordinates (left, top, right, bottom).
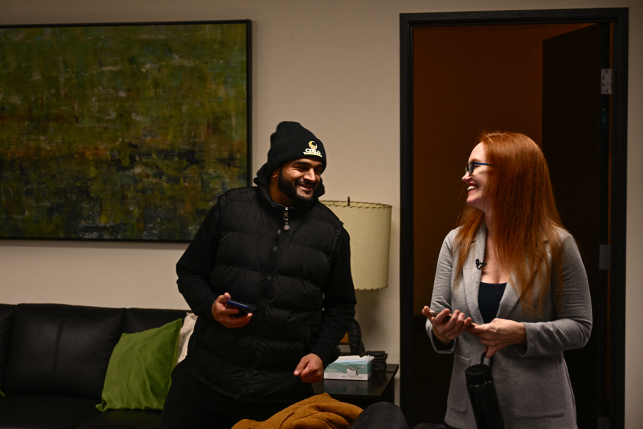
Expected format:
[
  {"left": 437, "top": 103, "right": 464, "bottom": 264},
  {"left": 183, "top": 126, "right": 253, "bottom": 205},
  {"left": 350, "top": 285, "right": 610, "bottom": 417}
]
[{"left": 465, "top": 162, "right": 493, "bottom": 175}]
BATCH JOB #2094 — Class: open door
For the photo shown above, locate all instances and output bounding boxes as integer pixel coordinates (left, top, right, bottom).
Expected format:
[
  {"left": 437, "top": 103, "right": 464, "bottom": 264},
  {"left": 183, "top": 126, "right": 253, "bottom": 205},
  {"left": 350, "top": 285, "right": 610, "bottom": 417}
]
[
  {"left": 542, "top": 23, "right": 611, "bottom": 429},
  {"left": 402, "top": 9, "right": 628, "bottom": 428}
]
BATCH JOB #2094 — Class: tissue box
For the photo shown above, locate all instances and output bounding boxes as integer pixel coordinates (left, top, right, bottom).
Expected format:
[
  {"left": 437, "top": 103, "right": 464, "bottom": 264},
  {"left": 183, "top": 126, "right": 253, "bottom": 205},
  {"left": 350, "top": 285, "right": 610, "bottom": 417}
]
[{"left": 324, "top": 355, "right": 373, "bottom": 380}]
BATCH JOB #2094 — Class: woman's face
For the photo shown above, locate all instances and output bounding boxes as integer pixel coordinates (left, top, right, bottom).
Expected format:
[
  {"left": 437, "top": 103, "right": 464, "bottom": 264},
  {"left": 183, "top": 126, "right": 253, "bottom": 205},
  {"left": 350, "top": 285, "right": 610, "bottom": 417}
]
[{"left": 462, "top": 143, "right": 492, "bottom": 213}]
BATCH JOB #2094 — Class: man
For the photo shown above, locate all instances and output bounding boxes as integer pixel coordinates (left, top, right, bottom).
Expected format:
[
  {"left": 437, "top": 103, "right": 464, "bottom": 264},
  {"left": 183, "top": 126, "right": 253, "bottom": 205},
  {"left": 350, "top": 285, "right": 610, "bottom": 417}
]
[{"left": 161, "top": 121, "right": 357, "bottom": 429}]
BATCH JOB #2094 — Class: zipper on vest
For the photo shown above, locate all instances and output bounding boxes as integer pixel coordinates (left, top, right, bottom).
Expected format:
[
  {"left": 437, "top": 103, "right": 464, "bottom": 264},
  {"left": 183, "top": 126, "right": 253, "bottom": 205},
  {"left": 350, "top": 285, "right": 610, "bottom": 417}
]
[
  {"left": 240, "top": 207, "right": 288, "bottom": 400},
  {"left": 283, "top": 207, "right": 290, "bottom": 230}
]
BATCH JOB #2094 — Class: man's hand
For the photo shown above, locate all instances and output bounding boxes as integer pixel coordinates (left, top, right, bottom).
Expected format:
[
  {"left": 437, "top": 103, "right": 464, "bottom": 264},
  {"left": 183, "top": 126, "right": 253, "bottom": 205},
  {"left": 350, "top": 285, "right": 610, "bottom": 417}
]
[
  {"left": 211, "top": 293, "right": 252, "bottom": 328},
  {"left": 423, "top": 306, "right": 472, "bottom": 346},
  {"left": 467, "top": 318, "right": 527, "bottom": 357},
  {"left": 294, "top": 353, "right": 324, "bottom": 384}
]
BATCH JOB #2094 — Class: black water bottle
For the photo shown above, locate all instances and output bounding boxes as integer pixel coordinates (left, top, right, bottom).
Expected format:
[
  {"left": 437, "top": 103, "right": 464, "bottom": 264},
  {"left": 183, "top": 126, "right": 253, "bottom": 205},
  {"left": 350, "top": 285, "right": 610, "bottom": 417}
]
[{"left": 465, "top": 352, "right": 504, "bottom": 429}]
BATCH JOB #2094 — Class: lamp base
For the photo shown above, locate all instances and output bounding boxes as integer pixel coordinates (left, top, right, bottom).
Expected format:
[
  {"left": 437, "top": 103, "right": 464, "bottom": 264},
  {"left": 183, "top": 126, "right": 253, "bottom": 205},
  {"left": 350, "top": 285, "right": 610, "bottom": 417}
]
[
  {"left": 337, "top": 318, "right": 366, "bottom": 356},
  {"left": 347, "top": 318, "right": 365, "bottom": 355}
]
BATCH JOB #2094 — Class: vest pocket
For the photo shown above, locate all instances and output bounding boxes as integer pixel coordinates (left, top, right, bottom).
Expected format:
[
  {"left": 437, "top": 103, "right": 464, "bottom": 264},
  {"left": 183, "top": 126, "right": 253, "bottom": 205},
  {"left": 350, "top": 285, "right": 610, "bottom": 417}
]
[
  {"left": 447, "top": 353, "right": 471, "bottom": 414},
  {"left": 509, "top": 358, "right": 565, "bottom": 418}
]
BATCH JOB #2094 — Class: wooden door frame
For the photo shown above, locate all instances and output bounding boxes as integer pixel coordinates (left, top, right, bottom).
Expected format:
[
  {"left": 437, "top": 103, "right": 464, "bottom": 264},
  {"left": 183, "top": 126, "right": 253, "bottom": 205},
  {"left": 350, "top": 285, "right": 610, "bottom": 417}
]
[{"left": 399, "top": 8, "right": 628, "bottom": 427}]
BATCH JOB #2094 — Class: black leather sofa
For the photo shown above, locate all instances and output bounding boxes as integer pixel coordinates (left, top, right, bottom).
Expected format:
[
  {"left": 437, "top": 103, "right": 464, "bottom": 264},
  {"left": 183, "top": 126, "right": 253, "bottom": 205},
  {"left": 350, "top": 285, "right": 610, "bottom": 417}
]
[
  {"left": 0, "top": 303, "right": 413, "bottom": 429},
  {"left": 0, "top": 303, "right": 187, "bottom": 429}
]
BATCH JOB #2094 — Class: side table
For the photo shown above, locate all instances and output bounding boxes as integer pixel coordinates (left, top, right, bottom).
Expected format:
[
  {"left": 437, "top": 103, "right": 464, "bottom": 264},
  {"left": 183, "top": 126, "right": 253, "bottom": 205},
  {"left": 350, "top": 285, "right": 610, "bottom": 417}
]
[{"left": 313, "top": 363, "right": 399, "bottom": 409}]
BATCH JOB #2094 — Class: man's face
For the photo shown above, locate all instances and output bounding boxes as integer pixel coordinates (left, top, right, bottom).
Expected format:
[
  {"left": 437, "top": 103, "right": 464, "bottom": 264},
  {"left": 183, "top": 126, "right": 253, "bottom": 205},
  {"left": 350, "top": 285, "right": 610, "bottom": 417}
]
[{"left": 272, "top": 158, "right": 324, "bottom": 206}]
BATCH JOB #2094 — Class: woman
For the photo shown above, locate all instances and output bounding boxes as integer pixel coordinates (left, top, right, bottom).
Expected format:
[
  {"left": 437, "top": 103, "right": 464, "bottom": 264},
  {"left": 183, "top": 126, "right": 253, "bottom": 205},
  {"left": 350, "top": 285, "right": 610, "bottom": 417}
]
[{"left": 422, "top": 132, "right": 592, "bottom": 429}]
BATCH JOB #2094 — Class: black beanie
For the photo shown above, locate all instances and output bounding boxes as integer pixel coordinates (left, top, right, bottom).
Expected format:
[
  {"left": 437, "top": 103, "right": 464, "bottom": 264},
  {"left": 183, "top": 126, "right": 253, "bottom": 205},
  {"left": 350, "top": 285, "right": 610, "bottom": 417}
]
[{"left": 264, "top": 121, "right": 326, "bottom": 176}]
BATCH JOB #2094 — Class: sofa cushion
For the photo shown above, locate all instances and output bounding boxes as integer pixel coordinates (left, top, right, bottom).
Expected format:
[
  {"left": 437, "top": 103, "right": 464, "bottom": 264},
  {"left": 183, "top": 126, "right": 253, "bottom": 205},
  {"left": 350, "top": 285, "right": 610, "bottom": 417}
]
[
  {"left": 0, "top": 395, "right": 101, "bottom": 429},
  {"left": 0, "top": 304, "right": 13, "bottom": 390},
  {"left": 75, "top": 410, "right": 163, "bottom": 429},
  {"left": 178, "top": 313, "right": 197, "bottom": 364},
  {"left": 3, "top": 304, "right": 124, "bottom": 399},
  {"left": 123, "top": 308, "right": 188, "bottom": 333},
  {"left": 97, "top": 318, "right": 182, "bottom": 411}
]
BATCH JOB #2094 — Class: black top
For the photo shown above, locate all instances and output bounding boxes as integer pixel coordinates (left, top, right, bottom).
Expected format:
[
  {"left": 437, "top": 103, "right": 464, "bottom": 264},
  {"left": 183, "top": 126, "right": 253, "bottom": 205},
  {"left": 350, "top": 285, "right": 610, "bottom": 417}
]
[{"left": 478, "top": 282, "right": 507, "bottom": 324}]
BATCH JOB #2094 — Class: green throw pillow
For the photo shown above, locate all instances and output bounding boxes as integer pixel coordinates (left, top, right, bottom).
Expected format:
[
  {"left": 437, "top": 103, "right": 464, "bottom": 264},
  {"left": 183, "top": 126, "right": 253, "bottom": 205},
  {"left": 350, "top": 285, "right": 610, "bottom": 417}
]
[{"left": 97, "top": 318, "right": 182, "bottom": 411}]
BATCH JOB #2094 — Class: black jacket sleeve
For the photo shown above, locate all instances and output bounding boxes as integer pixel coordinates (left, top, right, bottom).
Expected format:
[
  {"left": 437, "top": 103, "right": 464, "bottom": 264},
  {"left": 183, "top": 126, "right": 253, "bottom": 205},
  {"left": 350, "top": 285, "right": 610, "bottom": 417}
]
[
  {"left": 176, "top": 204, "right": 221, "bottom": 321},
  {"left": 311, "top": 228, "right": 357, "bottom": 367}
]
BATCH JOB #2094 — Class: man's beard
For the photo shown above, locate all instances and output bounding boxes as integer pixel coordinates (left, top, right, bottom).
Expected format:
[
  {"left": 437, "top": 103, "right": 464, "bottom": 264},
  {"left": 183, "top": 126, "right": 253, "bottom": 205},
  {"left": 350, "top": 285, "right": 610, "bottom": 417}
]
[{"left": 278, "top": 169, "right": 315, "bottom": 205}]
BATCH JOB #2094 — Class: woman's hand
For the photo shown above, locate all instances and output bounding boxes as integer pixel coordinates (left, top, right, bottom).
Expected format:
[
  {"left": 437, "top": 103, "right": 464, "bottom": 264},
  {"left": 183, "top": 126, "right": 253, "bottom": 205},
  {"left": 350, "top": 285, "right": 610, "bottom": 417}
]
[
  {"left": 467, "top": 318, "right": 527, "bottom": 357},
  {"left": 422, "top": 306, "right": 472, "bottom": 346}
]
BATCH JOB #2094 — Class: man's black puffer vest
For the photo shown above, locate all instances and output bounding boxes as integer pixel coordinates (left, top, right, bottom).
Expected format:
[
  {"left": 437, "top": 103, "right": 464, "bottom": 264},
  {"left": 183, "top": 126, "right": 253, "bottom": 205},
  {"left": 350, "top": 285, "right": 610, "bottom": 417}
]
[{"left": 187, "top": 185, "right": 344, "bottom": 402}]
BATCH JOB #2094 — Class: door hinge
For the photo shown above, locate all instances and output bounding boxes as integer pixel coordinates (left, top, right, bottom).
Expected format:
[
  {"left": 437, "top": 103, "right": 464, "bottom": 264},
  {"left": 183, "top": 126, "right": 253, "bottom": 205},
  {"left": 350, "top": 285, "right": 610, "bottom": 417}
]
[
  {"left": 599, "top": 244, "right": 611, "bottom": 270},
  {"left": 601, "top": 69, "right": 612, "bottom": 94}
]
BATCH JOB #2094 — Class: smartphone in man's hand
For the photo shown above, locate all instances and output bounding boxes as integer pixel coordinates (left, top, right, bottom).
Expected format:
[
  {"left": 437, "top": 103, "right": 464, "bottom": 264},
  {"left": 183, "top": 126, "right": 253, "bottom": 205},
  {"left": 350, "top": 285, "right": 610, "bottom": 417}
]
[{"left": 226, "top": 300, "right": 250, "bottom": 318}]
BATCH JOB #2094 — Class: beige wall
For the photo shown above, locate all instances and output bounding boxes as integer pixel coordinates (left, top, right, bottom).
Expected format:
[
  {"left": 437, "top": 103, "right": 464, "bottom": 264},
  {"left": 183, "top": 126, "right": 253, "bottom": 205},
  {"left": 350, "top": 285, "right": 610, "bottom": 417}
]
[{"left": 0, "top": 0, "right": 641, "bottom": 426}]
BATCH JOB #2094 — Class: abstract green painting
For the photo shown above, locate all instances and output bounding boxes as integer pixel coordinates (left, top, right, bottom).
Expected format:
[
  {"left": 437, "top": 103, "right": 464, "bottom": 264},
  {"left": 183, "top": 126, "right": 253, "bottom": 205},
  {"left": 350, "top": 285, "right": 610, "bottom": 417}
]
[{"left": 0, "top": 21, "right": 250, "bottom": 240}]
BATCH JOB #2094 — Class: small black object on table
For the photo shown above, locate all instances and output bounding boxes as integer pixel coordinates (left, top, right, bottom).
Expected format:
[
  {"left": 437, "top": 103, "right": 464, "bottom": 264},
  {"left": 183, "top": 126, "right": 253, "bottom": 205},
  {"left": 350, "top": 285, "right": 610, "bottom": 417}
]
[{"left": 313, "top": 364, "right": 399, "bottom": 409}]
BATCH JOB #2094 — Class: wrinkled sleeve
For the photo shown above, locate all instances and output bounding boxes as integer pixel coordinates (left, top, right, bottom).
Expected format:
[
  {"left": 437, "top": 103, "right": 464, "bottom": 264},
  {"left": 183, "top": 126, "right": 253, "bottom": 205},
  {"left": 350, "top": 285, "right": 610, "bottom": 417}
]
[
  {"left": 176, "top": 204, "right": 221, "bottom": 322},
  {"left": 312, "top": 228, "right": 357, "bottom": 367},
  {"left": 519, "top": 234, "right": 593, "bottom": 357},
  {"left": 426, "top": 231, "right": 457, "bottom": 354}
]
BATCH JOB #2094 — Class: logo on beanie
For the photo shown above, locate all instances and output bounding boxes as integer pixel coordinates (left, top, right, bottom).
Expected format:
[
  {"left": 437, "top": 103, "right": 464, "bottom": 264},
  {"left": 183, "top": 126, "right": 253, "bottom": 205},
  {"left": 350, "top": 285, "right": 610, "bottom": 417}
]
[{"left": 303, "top": 141, "right": 322, "bottom": 157}]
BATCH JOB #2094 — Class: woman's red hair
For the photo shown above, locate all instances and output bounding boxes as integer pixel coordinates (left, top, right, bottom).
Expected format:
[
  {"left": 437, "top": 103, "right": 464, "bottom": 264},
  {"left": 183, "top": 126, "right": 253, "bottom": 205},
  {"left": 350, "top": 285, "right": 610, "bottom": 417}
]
[{"left": 454, "top": 132, "right": 566, "bottom": 315}]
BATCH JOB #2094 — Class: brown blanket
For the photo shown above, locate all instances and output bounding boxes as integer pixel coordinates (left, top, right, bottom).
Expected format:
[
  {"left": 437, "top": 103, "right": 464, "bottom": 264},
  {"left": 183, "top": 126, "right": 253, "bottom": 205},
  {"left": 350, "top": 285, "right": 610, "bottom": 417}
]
[{"left": 232, "top": 393, "right": 363, "bottom": 429}]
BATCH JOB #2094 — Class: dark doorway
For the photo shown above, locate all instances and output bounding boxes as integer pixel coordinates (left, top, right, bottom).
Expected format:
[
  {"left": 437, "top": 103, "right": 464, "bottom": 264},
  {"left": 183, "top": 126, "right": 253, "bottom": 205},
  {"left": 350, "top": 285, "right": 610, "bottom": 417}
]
[
  {"left": 411, "top": 21, "right": 597, "bottom": 426},
  {"left": 400, "top": 8, "right": 628, "bottom": 429},
  {"left": 542, "top": 23, "right": 611, "bottom": 428}
]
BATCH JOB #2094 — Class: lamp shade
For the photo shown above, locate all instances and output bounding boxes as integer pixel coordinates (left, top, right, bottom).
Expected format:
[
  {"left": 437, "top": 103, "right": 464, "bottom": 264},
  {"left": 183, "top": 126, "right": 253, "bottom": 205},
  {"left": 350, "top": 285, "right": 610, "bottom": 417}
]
[{"left": 321, "top": 201, "right": 392, "bottom": 290}]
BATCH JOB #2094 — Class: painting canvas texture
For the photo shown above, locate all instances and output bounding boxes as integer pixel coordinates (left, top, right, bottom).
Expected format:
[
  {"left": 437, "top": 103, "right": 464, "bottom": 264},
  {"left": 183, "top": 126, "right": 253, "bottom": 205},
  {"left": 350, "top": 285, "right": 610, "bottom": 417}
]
[{"left": 0, "top": 22, "right": 249, "bottom": 240}]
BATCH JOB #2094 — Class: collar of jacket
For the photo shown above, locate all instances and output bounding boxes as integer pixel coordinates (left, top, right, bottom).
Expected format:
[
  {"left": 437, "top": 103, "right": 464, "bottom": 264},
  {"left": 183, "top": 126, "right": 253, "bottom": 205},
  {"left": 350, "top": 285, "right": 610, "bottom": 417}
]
[{"left": 253, "top": 163, "right": 326, "bottom": 218}]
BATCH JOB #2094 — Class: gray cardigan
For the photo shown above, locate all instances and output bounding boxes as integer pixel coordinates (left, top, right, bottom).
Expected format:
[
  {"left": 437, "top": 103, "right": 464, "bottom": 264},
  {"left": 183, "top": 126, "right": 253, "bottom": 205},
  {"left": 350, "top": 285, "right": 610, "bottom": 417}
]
[{"left": 427, "top": 225, "right": 592, "bottom": 429}]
